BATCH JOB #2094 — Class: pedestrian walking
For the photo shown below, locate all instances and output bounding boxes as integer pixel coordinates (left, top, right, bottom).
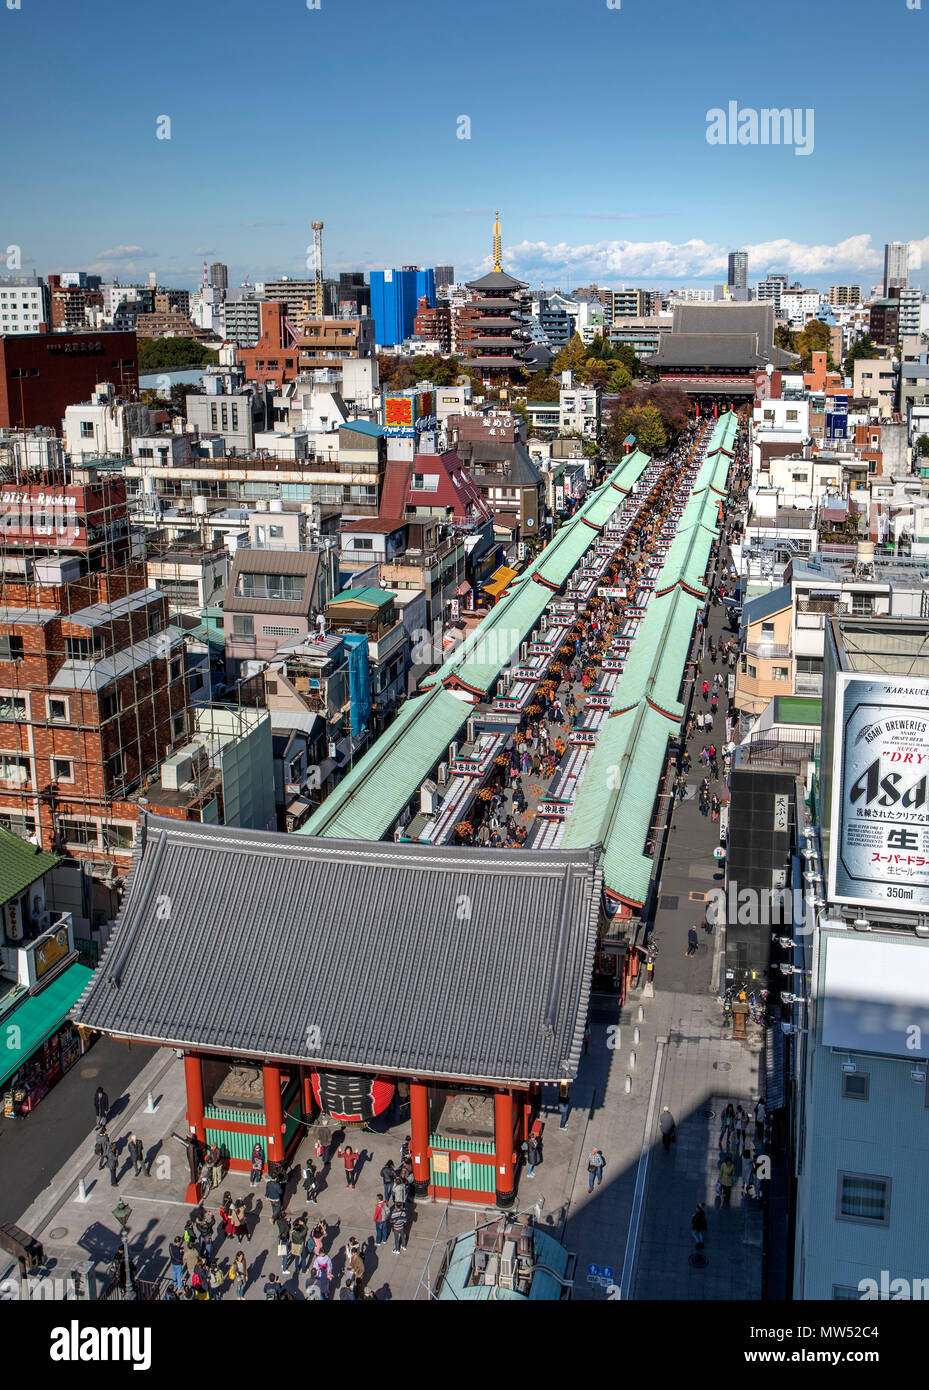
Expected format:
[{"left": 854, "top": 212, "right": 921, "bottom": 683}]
[
  {"left": 735, "top": 1105, "right": 749, "bottom": 1143},
  {"left": 168, "top": 1235, "right": 184, "bottom": 1292},
  {"left": 94, "top": 1127, "right": 111, "bottom": 1171},
  {"left": 718, "top": 1155, "right": 735, "bottom": 1205},
  {"left": 586, "top": 1148, "right": 606, "bottom": 1192},
  {"left": 390, "top": 1202, "right": 409, "bottom": 1253},
  {"left": 659, "top": 1107, "right": 677, "bottom": 1153},
  {"left": 311, "top": 1219, "right": 327, "bottom": 1259},
  {"left": 249, "top": 1142, "right": 264, "bottom": 1188},
  {"left": 374, "top": 1194, "right": 390, "bottom": 1246},
  {"left": 195, "top": 1208, "right": 215, "bottom": 1262},
  {"left": 339, "top": 1144, "right": 359, "bottom": 1188},
  {"left": 347, "top": 1242, "right": 365, "bottom": 1299},
  {"left": 232, "top": 1251, "right": 248, "bottom": 1298},
  {"left": 686, "top": 925, "right": 699, "bottom": 956},
  {"left": 127, "top": 1132, "right": 145, "bottom": 1177},
  {"left": 525, "top": 1133, "right": 542, "bottom": 1178},
  {"left": 691, "top": 1203, "right": 707, "bottom": 1250},
  {"left": 719, "top": 1103, "right": 735, "bottom": 1146},
  {"left": 740, "top": 1147, "right": 754, "bottom": 1193},
  {"left": 558, "top": 1081, "right": 570, "bottom": 1129},
  {"left": 303, "top": 1159, "right": 319, "bottom": 1204},
  {"left": 702, "top": 680, "right": 709, "bottom": 702},
  {"left": 219, "top": 1192, "right": 236, "bottom": 1239},
  {"left": 265, "top": 1169, "right": 283, "bottom": 1222},
  {"left": 289, "top": 1212, "right": 309, "bottom": 1273},
  {"left": 314, "top": 1127, "right": 331, "bottom": 1165},
  {"left": 276, "top": 1214, "right": 292, "bottom": 1275},
  {"left": 93, "top": 1085, "right": 109, "bottom": 1129},
  {"left": 233, "top": 1198, "right": 250, "bottom": 1243},
  {"left": 311, "top": 1250, "right": 333, "bottom": 1298},
  {"left": 106, "top": 1143, "right": 118, "bottom": 1187}
]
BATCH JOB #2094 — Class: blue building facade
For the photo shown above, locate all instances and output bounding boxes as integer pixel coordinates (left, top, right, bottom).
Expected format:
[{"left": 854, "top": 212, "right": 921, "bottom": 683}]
[{"left": 369, "top": 268, "right": 435, "bottom": 347}]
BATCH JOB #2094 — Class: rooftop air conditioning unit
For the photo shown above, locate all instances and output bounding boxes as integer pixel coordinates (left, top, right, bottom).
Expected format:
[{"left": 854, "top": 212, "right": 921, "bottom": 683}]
[
  {"left": 448, "top": 741, "right": 459, "bottom": 764},
  {"left": 520, "top": 642, "right": 528, "bottom": 663},
  {"left": 436, "top": 761, "right": 449, "bottom": 786},
  {"left": 466, "top": 717, "right": 476, "bottom": 744},
  {"left": 540, "top": 614, "right": 548, "bottom": 631}
]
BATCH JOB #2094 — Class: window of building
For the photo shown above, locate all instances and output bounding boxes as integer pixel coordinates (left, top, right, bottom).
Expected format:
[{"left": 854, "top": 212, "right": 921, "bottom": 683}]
[
  {"left": 239, "top": 573, "right": 302, "bottom": 602},
  {"left": 269, "top": 525, "right": 284, "bottom": 539},
  {"left": 0, "top": 812, "right": 35, "bottom": 838},
  {"left": 52, "top": 758, "right": 73, "bottom": 782},
  {"left": 80, "top": 421, "right": 94, "bottom": 438},
  {"left": 171, "top": 713, "right": 186, "bottom": 742},
  {"left": 761, "top": 621, "right": 775, "bottom": 638},
  {"left": 262, "top": 625, "right": 301, "bottom": 637},
  {"left": 231, "top": 403, "right": 238, "bottom": 431},
  {"left": 772, "top": 666, "right": 789, "bottom": 680},
  {"left": 842, "top": 1072, "right": 869, "bottom": 1101},
  {"left": 0, "top": 754, "right": 30, "bottom": 783},
  {"left": 101, "top": 823, "right": 135, "bottom": 850},
  {"left": 411, "top": 474, "right": 439, "bottom": 492},
  {"left": 836, "top": 1172, "right": 890, "bottom": 1226},
  {"left": 107, "top": 751, "right": 124, "bottom": 782},
  {"left": 265, "top": 680, "right": 278, "bottom": 695},
  {"left": 851, "top": 594, "right": 874, "bottom": 616},
  {"left": 100, "top": 690, "right": 118, "bottom": 721},
  {"left": 170, "top": 658, "right": 183, "bottom": 683},
  {"left": 231, "top": 615, "right": 255, "bottom": 637},
  {"left": 746, "top": 663, "right": 757, "bottom": 679},
  {"left": 58, "top": 818, "right": 99, "bottom": 848},
  {"left": 0, "top": 635, "right": 24, "bottom": 662},
  {"left": 353, "top": 537, "right": 374, "bottom": 550},
  {"left": 0, "top": 696, "right": 26, "bottom": 721}
]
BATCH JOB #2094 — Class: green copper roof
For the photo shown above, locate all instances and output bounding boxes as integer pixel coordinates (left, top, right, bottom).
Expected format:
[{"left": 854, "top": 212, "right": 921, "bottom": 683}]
[
  {"left": 0, "top": 826, "right": 60, "bottom": 908},
  {"left": 300, "top": 686, "right": 470, "bottom": 840}
]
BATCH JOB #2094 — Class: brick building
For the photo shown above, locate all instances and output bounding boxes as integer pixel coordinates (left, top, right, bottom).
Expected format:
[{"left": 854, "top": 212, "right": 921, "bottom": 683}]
[
  {"left": 48, "top": 275, "right": 104, "bottom": 332},
  {"left": 0, "top": 331, "right": 139, "bottom": 430},
  {"left": 235, "top": 302, "right": 301, "bottom": 386},
  {"left": 412, "top": 295, "right": 451, "bottom": 352},
  {"left": 0, "top": 468, "right": 190, "bottom": 870}
]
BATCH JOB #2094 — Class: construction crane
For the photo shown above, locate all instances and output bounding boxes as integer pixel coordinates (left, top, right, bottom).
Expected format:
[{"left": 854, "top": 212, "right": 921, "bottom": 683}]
[{"left": 311, "top": 220, "right": 324, "bottom": 318}]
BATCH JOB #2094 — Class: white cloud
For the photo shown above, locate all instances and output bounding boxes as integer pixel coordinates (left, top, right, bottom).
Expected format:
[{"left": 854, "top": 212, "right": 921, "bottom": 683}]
[
  {"left": 95, "top": 245, "right": 152, "bottom": 261},
  {"left": 496, "top": 232, "right": 906, "bottom": 283}
]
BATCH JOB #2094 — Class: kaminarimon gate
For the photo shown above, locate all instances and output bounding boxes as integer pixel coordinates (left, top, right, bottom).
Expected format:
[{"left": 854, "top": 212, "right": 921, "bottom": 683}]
[{"left": 72, "top": 816, "right": 600, "bottom": 1206}]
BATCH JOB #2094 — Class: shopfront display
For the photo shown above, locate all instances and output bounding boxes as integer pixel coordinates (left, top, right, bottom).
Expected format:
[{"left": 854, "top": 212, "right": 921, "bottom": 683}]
[{"left": 0, "top": 963, "right": 93, "bottom": 1119}]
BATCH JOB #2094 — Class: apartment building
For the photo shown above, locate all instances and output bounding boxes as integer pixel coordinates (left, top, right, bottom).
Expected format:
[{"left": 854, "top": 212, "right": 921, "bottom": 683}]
[
  {"left": 853, "top": 358, "right": 899, "bottom": 418},
  {"left": 0, "top": 470, "right": 190, "bottom": 868},
  {"left": 0, "top": 276, "right": 49, "bottom": 335},
  {"left": 224, "top": 547, "right": 334, "bottom": 680}
]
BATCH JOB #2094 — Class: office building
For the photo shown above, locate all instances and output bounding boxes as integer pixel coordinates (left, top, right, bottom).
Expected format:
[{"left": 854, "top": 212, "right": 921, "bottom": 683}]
[
  {"left": 728, "top": 250, "right": 749, "bottom": 297},
  {"left": 0, "top": 275, "right": 49, "bottom": 335},
  {"left": 883, "top": 242, "right": 910, "bottom": 296},
  {"left": 435, "top": 265, "right": 454, "bottom": 291},
  {"left": 0, "top": 331, "right": 139, "bottom": 430},
  {"left": 756, "top": 273, "right": 788, "bottom": 313},
  {"left": 369, "top": 267, "right": 435, "bottom": 347},
  {"left": 209, "top": 262, "right": 229, "bottom": 291},
  {"left": 828, "top": 285, "right": 862, "bottom": 307}
]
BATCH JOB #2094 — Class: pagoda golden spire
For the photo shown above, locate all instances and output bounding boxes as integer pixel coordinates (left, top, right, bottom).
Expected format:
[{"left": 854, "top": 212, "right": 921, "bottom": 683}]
[{"left": 492, "top": 211, "right": 502, "bottom": 272}]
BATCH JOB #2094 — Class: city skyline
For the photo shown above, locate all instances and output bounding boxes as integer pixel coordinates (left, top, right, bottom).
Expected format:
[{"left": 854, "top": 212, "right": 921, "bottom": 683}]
[{"left": 1, "top": 0, "right": 925, "bottom": 291}]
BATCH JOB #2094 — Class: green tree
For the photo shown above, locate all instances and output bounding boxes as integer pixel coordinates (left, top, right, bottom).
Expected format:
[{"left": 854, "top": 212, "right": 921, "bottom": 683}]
[
  {"left": 774, "top": 324, "right": 796, "bottom": 352},
  {"left": 609, "top": 403, "right": 667, "bottom": 456},
  {"left": 843, "top": 333, "right": 878, "bottom": 380},
  {"left": 136, "top": 337, "right": 218, "bottom": 372},
  {"left": 551, "top": 332, "right": 588, "bottom": 377},
  {"left": 526, "top": 376, "right": 560, "bottom": 402},
  {"left": 917, "top": 434, "right": 929, "bottom": 459},
  {"left": 605, "top": 361, "right": 633, "bottom": 393},
  {"left": 795, "top": 318, "right": 834, "bottom": 370}
]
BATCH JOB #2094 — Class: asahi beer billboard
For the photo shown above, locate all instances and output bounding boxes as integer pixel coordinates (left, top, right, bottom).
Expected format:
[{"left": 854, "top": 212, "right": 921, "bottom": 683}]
[{"left": 828, "top": 675, "right": 929, "bottom": 910}]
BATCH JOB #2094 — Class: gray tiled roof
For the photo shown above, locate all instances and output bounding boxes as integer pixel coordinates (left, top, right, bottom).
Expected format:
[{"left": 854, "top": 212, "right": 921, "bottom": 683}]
[
  {"left": 72, "top": 816, "right": 602, "bottom": 1084},
  {"left": 226, "top": 548, "right": 321, "bottom": 616}
]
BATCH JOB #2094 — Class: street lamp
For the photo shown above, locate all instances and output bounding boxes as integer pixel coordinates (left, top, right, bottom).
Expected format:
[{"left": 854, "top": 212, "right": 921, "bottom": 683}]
[{"left": 111, "top": 1199, "right": 137, "bottom": 1301}]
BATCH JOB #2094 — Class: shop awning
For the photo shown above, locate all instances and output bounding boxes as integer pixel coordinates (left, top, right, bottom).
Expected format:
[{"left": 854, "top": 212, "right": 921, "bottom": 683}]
[
  {"left": 482, "top": 565, "right": 518, "bottom": 600},
  {"left": 0, "top": 962, "right": 94, "bottom": 1087}
]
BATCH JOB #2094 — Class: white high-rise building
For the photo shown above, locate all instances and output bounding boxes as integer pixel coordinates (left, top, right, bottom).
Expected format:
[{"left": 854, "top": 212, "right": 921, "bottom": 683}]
[
  {"left": 0, "top": 275, "right": 49, "bottom": 334},
  {"left": 883, "top": 242, "right": 909, "bottom": 296}
]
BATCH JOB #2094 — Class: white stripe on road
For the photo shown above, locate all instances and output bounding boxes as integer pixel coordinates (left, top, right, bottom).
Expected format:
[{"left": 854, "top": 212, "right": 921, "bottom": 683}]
[{"left": 618, "top": 1032, "right": 667, "bottom": 1300}]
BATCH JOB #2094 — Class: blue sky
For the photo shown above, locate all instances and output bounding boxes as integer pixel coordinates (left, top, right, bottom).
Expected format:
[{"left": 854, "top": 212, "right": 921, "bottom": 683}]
[{"left": 2, "top": 0, "right": 925, "bottom": 291}]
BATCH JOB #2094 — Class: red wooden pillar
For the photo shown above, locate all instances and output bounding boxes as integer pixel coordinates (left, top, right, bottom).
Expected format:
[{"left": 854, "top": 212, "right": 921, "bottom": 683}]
[
  {"left": 184, "top": 1053, "right": 206, "bottom": 1204},
  {"left": 494, "top": 1090, "right": 516, "bottom": 1207},
  {"left": 409, "top": 1080, "right": 430, "bottom": 1193},
  {"left": 263, "top": 1063, "right": 285, "bottom": 1165},
  {"left": 301, "top": 1066, "right": 314, "bottom": 1120}
]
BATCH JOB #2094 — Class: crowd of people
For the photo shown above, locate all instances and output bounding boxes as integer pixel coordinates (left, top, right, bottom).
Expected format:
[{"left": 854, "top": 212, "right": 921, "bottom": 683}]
[{"left": 161, "top": 1130, "right": 419, "bottom": 1300}]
